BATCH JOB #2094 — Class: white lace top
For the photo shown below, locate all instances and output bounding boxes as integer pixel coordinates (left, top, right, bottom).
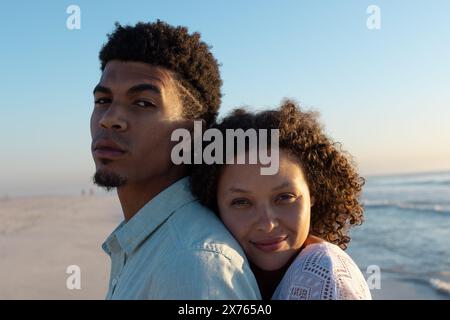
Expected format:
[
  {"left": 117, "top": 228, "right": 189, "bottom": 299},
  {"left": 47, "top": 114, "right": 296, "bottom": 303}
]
[{"left": 272, "top": 242, "right": 372, "bottom": 300}]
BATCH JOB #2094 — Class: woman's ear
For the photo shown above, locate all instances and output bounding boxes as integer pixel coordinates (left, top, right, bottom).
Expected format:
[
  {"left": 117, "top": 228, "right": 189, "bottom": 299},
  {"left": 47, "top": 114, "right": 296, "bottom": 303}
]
[{"left": 310, "top": 195, "right": 315, "bottom": 207}]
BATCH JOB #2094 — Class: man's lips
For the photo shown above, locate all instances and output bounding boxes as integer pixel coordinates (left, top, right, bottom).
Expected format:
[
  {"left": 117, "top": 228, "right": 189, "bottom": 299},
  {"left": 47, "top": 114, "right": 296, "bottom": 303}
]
[
  {"left": 93, "top": 139, "right": 127, "bottom": 159},
  {"left": 251, "top": 236, "right": 288, "bottom": 252}
]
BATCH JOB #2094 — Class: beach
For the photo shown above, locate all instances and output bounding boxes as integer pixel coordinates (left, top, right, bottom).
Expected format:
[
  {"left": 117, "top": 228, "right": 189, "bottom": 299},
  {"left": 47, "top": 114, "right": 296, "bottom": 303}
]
[
  {"left": 0, "top": 195, "right": 121, "bottom": 299},
  {"left": 1, "top": 177, "right": 449, "bottom": 299}
]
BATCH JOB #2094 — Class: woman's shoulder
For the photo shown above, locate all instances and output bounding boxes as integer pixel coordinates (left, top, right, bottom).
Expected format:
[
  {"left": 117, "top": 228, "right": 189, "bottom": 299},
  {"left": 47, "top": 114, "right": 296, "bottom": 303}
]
[
  {"left": 290, "top": 241, "right": 363, "bottom": 285},
  {"left": 272, "top": 240, "right": 372, "bottom": 300},
  {"left": 298, "top": 240, "right": 351, "bottom": 264}
]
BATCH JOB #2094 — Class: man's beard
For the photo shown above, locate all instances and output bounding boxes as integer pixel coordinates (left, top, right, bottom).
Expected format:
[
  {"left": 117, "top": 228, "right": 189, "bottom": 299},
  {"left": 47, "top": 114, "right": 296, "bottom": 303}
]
[{"left": 93, "top": 169, "right": 127, "bottom": 191}]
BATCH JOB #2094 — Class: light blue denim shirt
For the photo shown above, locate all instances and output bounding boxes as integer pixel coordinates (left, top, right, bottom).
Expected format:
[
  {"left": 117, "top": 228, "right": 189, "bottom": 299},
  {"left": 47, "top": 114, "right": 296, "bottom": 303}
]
[{"left": 102, "top": 177, "right": 261, "bottom": 300}]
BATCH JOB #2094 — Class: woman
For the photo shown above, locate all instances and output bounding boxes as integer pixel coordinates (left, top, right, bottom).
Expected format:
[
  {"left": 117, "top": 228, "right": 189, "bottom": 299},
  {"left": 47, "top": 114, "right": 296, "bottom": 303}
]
[{"left": 190, "top": 100, "right": 371, "bottom": 300}]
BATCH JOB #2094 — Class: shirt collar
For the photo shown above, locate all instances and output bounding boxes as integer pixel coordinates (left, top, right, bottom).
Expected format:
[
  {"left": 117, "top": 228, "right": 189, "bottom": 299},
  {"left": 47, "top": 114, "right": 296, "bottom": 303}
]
[{"left": 102, "top": 177, "right": 196, "bottom": 256}]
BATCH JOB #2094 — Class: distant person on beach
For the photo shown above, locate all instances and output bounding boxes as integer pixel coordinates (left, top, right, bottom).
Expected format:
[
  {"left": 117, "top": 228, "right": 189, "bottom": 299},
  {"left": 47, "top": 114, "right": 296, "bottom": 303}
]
[
  {"left": 191, "top": 100, "right": 372, "bottom": 300},
  {"left": 90, "top": 21, "right": 260, "bottom": 299}
]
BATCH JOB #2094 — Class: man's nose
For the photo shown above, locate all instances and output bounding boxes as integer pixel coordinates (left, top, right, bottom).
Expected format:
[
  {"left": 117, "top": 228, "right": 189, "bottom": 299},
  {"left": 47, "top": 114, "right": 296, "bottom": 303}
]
[
  {"left": 99, "top": 103, "right": 127, "bottom": 131},
  {"left": 256, "top": 205, "right": 279, "bottom": 233}
]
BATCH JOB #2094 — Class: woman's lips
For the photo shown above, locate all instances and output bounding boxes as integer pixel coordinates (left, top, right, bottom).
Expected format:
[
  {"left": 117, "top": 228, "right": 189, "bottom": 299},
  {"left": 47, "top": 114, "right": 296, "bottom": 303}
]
[{"left": 251, "top": 236, "right": 288, "bottom": 252}]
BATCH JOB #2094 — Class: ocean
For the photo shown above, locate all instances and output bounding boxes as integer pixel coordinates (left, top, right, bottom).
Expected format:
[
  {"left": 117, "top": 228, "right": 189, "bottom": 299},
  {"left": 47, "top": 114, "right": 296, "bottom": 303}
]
[{"left": 347, "top": 171, "right": 450, "bottom": 299}]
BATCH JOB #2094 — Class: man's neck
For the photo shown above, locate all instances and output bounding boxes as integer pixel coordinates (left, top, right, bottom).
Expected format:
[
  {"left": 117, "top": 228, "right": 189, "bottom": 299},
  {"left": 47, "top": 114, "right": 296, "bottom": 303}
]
[{"left": 117, "top": 171, "right": 187, "bottom": 221}]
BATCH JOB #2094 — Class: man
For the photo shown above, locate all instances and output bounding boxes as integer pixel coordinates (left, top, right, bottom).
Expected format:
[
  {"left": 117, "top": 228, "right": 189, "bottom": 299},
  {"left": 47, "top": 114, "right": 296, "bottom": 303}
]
[{"left": 90, "top": 20, "right": 261, "bottom": 299}]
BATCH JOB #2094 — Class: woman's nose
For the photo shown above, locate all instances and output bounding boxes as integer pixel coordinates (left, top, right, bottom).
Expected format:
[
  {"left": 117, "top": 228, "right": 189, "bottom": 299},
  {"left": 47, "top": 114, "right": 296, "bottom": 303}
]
[{"left": 256, "top": 205, "right": 279, "bottom": 233}]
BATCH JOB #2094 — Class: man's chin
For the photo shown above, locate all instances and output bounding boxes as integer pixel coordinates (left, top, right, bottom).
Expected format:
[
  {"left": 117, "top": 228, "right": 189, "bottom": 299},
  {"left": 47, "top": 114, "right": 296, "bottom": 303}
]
[{"left": 93, "top": 168, "right": 127, "bottom": 191}]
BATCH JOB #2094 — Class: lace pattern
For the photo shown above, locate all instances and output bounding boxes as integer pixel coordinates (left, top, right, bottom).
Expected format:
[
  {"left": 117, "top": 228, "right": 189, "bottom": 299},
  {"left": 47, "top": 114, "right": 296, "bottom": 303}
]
[{"left": 272, "top": 242, "right": 372, "bottom": 300}]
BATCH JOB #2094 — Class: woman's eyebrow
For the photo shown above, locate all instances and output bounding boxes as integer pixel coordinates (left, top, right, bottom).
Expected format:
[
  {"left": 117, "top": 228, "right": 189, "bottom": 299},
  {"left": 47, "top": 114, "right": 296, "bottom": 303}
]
[
  {"left": 228, "top": 187, "right": 251, "bottom": 194},
  {"left": 272, "top": 181, "right": 291, "bottom": 191}
]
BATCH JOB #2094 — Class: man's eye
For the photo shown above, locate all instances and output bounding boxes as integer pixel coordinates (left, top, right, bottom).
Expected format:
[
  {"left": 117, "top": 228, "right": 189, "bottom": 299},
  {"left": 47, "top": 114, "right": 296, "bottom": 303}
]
[
  {"left": 94, "top": 98, "right": 111, "bottom": 105},
  {"left": 134, "top": 100, "right": 156, "bottom": 109},
  {"left": 231, "top": 198, "right": 251, "bottom": 208}
]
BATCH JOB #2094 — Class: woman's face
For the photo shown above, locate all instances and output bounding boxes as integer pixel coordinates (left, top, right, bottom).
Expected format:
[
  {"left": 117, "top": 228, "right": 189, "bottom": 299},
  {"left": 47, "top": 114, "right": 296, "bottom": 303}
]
[{"left": 217, "top": 150, "right": 312, "bottom": 271}]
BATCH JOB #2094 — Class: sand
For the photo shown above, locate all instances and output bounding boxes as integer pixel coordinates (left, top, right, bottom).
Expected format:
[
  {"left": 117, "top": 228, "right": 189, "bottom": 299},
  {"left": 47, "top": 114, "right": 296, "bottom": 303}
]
[
  {"left": 0, "top": 195, "right": 121, "bottom": 299},
  {"left": 0, "top": 194, "right": 433, "bottom": 300}
]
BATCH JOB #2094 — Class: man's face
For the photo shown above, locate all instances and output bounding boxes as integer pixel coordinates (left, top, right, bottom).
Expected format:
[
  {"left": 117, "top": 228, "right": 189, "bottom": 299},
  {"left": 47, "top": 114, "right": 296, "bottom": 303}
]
[{"left": 90, "top": 60, "right": 187, "bottom": 189}]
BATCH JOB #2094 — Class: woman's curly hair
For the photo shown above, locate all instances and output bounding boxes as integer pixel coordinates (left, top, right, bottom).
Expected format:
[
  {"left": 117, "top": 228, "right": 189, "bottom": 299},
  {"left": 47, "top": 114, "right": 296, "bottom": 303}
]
[
  {"left": 190, "top": 100, "right": 365, "bottom": 249},
  {"left": 99, "top": 20, "right": 222, "bottom": 127}
]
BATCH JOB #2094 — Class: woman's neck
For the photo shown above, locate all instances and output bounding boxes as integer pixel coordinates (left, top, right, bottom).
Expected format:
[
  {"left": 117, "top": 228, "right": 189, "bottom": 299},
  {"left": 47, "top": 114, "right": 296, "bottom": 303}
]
[
  {"left": 250, "top": 254, "right": 298, "bottom": 300},
  {"left": 250, "top": 236, "right": 326, "bottom": 300}
]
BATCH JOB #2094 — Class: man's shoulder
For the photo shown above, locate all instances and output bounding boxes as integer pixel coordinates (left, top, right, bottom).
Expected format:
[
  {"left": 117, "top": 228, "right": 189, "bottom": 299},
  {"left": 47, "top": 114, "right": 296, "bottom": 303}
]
[{"left": 166, "top": 199, "right": 246, "bottom": 266}]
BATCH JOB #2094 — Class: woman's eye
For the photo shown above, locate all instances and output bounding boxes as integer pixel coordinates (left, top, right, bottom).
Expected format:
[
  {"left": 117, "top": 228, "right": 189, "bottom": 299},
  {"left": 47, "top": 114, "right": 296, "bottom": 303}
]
[
  {"left": 276, "top": 193, "right": 296, "bottom": 203},
  {"left": 94, "top": 98, "right": 111, "bottom": 105},
  {"left": 231, "top": 198, "right": 251, "bottom": 208},
  {"left": 134, "top": 100, "right": 156, "bottom": 109}
]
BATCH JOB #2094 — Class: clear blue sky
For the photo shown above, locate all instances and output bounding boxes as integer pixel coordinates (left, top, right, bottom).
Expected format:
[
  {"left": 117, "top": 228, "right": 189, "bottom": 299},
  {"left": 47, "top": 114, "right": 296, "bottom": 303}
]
[{"left": 1, "top": 0, "right": 449, "bottom": 196}]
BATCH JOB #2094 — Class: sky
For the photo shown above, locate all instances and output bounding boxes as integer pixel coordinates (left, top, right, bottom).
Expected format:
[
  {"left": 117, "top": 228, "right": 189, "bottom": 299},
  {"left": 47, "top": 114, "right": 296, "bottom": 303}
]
[{"left": 0, "top": 0, "right": 449, "bottom": 196}]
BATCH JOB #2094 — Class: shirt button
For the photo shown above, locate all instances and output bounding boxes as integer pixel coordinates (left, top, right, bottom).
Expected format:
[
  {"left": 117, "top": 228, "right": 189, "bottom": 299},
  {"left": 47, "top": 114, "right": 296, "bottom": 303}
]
[{"left": 112, "top": 278, "right": 118, "bottom": 286}]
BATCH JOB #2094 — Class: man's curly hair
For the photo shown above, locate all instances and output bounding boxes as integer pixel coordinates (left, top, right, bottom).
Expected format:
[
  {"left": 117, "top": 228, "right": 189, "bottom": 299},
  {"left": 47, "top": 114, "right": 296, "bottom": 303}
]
[
  {"left": 190, "top": 100, "right": 365, "bottom": 249},
  {"left": 99, "top": 20, "right": 222, "bottom": 126}
]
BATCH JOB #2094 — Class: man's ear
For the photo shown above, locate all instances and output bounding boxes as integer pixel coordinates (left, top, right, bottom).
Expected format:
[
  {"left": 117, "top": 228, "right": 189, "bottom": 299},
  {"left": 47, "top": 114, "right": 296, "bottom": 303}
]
[
  {"left": 193, "top": 118, "right": 206, "bottom": 133},
  {"left": 180, "top": 118, "right": 205, "bottom": 134},
  {"left": 186, "top": 118, "right": 196, "bottom": 133},
  {"left": 176, "top": 118, "right": 195, "bottom": 133}
]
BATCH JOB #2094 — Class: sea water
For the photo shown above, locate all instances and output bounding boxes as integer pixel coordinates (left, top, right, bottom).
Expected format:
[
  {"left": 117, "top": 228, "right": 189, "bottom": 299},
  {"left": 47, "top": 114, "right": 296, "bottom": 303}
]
[{"left": 347, "top": 171, "right": 450, "bottom": 299}]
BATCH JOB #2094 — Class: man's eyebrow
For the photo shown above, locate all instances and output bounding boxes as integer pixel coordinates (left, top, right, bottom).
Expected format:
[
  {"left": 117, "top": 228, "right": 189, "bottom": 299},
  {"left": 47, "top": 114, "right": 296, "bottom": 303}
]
[
  {"left": 93, "top": 85, "right": 111, "bottom": 95},
  {"left": 127, "top": 83, "right": 161, "bottom": 95}
]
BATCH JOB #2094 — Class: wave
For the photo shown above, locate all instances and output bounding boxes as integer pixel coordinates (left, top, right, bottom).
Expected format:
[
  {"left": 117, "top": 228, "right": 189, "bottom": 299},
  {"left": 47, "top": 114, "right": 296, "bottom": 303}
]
[
  {"left": 402, "top": 277, "right": 450, "bottom": 298},
  {"left": 377, "top": 269, "right": 450, "bottom": 297},
  {"left": 363, "top": 200, "right": 450, "bottom": 214},
  {"left": 370, "top": 179, "right": 450, "bottom": 187},
  {"left": 429, "top": 278, "right": 450, "bottom": 296}
]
